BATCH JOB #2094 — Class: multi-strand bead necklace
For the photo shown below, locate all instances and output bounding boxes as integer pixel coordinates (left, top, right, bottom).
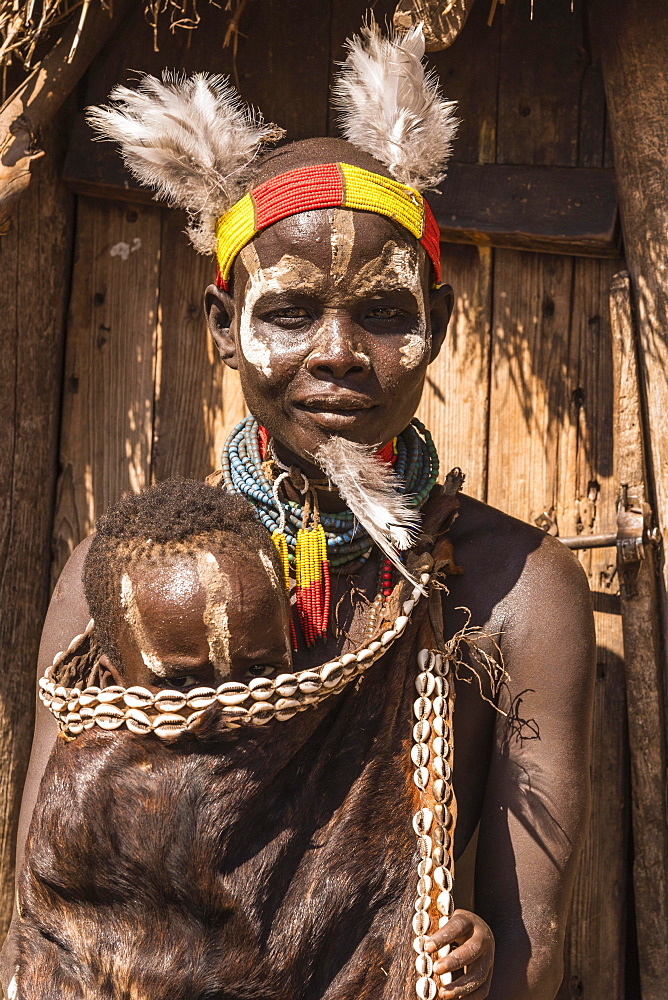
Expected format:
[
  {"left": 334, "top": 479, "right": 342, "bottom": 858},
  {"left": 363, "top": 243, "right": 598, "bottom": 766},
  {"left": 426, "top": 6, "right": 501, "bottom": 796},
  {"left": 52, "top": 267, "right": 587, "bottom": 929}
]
[{"left": 221, "top": 415, "right": 439, "bottom": 648}]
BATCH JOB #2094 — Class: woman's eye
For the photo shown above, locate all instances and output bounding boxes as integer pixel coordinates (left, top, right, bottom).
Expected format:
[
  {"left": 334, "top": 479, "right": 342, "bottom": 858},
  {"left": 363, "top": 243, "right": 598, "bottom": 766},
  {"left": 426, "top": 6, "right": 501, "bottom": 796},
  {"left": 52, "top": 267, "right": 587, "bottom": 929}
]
[
  {"left": 247, "top": 664, "right": 276, "bottom": 678},
  {"left": 267, "top": 307, "right": 310, "bottom": 325},
  {"left": 366, "top": 307, "right": 403, "bottom": 320}
]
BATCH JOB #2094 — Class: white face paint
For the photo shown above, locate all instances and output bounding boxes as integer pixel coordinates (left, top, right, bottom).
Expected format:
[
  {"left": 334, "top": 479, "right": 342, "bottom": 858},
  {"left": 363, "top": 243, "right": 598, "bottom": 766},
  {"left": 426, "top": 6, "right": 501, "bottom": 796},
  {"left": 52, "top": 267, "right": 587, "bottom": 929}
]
[
  {"left": 259, "top": 548, "right": 280, "bottom": 591},
  {"left": 351, "top": 240, "right": 429, "bottom": 370},
  {"left": 194, "top": 549, "right": 231, "bottom": 681},
  {"left": 120, "top": 573, "right": 165, "bottom": 676},
  {"left": 329, "top": 209, "right": 356, "bottom": 283},
  {"left": 237, "top": 236, "right": 428, "bottom": 377},
  {"left": 238, "top": 245, "right": 324, "bottom": 378}
]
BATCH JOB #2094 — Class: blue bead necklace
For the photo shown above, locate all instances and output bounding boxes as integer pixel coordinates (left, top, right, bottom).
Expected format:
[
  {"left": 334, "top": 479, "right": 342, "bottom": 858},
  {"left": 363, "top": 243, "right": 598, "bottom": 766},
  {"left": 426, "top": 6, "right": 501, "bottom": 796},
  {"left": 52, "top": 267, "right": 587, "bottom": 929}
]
[{"left": 221, "top": 416, "right": 439, "bottom": 571}]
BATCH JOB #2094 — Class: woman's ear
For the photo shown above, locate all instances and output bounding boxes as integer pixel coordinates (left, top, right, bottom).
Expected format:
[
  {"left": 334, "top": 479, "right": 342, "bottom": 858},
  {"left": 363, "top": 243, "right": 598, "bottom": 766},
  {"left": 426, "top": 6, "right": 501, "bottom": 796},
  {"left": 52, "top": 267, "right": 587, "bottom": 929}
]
[
  {"left": 428, "top": 283, "right": 454, "bottom": 363},
  {"left": 205, "top": 284, "right": 238, "bottom": 369},
  {"left": 98, "top": 653, "right": 124, "bottom": 689}
]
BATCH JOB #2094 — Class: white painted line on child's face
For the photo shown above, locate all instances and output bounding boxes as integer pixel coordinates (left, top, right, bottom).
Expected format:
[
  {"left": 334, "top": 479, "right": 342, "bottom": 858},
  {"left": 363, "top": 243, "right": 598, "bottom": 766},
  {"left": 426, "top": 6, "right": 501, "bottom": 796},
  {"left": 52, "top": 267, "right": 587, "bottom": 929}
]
[
  {"left": 259, "top": 548, "right": 280, "bottom": 591},
  {"left": 120, "top": 573, "right": 165, "bottom": 676},
  {"left": 195, "top": 550, "right": 231, "bottom": 680}
]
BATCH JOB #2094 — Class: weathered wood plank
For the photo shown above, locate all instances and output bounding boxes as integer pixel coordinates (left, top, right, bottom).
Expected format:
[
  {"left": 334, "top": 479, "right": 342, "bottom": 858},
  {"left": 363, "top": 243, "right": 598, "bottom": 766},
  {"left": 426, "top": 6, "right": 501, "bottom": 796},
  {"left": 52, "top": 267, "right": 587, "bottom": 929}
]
[
  {"left": 418, "top": 243, "right": 493, "bottom": 500},
  {"left": 591, "top": 5, "right": 668, "bottom": 989},
  {"left": 0, "top": 120, "right": 74, "bottom": 933},
  {"left": 0, "top": 0, "right": 134, "bottom": 229},
  {"left": 556, "top": 257, "right": 628, "bottom": 1000},
  {"left": 609, "top": 269, "right": 668, "bottom": 1000},
  {"left": 151, "top": 210, "right": 229, "bottom": 482},
  {"left": 427, "top": 0, "right": 500, "bottom": 165},
  {"left": 591, "top": 0, "right": 668, "bottom": 664},
  {"left": 65, "top": 0, "right": 333, "bottom": 199},
  {"left": 496, "top": 2, "right": 586, "bottom": 167},
  {"left": 51, "top": 198, "right": 161, "bottom": 582},
  {"left": 416, "top": 0, "right": 498, "bottom": 500},
  {"left": 486, "top": 248, "right": 573, "bottom": 522}
]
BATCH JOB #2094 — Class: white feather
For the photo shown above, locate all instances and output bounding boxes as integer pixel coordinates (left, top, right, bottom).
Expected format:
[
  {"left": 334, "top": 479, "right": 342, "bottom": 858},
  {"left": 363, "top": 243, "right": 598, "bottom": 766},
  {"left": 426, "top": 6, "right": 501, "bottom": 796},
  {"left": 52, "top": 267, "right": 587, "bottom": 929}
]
[
  {"left": 332, "top": 19, "right": 459, "bottom": 192},
  {"left": 313, "top": 436, "right": 422, "bottom": 588},
  {"left": 86, "top": 72, "right": 285, "bottom": 254}
]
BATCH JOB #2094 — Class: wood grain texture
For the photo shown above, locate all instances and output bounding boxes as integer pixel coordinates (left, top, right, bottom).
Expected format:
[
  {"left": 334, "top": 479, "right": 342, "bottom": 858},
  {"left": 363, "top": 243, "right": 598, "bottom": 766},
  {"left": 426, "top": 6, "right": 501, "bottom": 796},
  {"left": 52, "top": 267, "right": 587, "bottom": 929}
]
[
  {"left": 592, "top": 7, "right": 668, "bottom": 990},
  {"left": 416, "top": 0, "right": 499, "bottom": 499},
  {"left": 592, "top": 0, "right": 668, "bottom": 630},
  {"left": 556, "top": 257, "right": 628, "bottom": 1000},
  {"left": 151, "top": 210, "right": 228, "bottom": 483},
  {"left": 0, "top": 0, "right": 134, "bottom": 228},
  {"left": 609, "top": 269, "right": 668, "bottom": 1000},
  {"left": 65, "top": 0, "right": 333, "bottom": 197},
  {"left": 51, "top": 198, "right": 161, "bottom": 583},
  {"left": 0, "top": 119, "right": 74, "bottom": 933},
  {"left": 427, "top": 0, "right": 501, "bottom": 165},
  {"left": 418, "top": 243, "right": 493, "bottom": 499}
]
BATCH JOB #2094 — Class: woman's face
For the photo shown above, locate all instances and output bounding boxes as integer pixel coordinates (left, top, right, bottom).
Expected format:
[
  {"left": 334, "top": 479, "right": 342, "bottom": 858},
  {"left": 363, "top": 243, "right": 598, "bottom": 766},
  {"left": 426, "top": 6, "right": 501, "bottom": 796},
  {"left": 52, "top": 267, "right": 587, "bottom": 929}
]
[{"left": 207, "top": 209, "right": 452, "bottom": 466}]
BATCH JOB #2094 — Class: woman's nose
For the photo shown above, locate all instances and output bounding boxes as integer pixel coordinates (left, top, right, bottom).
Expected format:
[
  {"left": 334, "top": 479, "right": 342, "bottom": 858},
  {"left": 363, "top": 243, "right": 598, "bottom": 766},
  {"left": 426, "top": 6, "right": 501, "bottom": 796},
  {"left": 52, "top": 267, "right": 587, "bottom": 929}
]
[{"left": 305, "top": 315, "right": 370, "bottom": 379}]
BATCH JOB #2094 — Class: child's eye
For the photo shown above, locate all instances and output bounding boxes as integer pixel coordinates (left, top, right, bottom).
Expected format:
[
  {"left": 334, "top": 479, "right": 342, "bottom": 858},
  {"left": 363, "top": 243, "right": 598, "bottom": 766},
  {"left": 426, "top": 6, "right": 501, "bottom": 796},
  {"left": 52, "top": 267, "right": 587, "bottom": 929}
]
[
  {"left": 247, "top": 664, "right": 275, "bottom": 678},
  {"left": 163, "top": 675, "right": 199, "bottom": 689}
]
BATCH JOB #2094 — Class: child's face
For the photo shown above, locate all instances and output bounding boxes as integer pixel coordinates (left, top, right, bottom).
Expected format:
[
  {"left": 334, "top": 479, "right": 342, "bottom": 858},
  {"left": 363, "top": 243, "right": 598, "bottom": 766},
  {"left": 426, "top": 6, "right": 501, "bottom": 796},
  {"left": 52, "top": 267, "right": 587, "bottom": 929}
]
[{"left": 100, "top": 540, "right": 292, "bottom": 691}]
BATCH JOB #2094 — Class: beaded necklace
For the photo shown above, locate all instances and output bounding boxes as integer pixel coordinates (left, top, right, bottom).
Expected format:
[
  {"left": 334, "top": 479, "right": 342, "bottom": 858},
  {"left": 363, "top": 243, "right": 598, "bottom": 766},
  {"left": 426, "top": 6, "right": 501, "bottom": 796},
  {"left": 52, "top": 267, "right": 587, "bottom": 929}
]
[{"left": 221, "top": 416, "right": 439, "bottom": 648}]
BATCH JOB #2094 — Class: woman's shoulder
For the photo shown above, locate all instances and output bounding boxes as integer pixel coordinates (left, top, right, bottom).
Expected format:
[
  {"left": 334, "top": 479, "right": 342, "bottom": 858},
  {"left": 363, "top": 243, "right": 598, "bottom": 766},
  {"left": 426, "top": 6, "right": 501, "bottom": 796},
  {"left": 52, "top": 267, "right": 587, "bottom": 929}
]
[{"left": 40, "top": 536, "right": 95, "bottom": 673}]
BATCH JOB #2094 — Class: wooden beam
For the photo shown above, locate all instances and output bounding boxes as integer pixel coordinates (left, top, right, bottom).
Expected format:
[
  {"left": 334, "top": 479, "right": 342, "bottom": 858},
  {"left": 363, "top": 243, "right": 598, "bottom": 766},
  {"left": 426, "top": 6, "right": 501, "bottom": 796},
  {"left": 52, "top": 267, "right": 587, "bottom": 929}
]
[
  {"left": 609, "top": 269, "right": 668, "bottom": 1000},
  {"left": 62, "top": 140, "right": 620, "bottom": 260},
  {"left": 0, "top": 0, "right": 133, "bottom": 231},
  {"left": 429, "top": 163, "right": 619, "bottom": 257},
  {"left": 0, "top": 118, "right": 74, "bottom": 934},
  {"left": 590, "top": 6, "right": 668, "bottom": 989}
]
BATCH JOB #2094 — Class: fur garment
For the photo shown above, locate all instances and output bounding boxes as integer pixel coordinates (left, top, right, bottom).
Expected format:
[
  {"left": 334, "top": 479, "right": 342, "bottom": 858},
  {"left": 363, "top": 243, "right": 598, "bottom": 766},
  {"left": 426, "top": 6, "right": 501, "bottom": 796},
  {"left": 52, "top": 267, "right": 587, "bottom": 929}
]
[{"left": 16, "top": 494, "right": 459, "bottom": 1000}]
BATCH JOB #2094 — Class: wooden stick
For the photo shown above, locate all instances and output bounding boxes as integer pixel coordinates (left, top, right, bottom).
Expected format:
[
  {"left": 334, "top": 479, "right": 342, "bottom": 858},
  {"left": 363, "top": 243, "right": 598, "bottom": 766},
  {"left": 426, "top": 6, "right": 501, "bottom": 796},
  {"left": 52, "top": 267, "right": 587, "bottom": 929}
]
[
  {"left": 609, "top": 269, "right": 668, "bottom": 1000},
  {"left": 0, "top": 0, "right": 133, "bottom": 231}
]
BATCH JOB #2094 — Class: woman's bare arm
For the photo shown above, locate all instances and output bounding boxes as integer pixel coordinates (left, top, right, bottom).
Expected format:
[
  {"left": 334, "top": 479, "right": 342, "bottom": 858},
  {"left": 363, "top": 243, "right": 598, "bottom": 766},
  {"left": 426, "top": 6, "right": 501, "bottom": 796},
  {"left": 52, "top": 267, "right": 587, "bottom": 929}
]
[
  {"left": 475, "top": 536, "right": 595, "bottom": 1000},
  {"left": 0, "top": 537, "right": 93, "bottom": 993}
]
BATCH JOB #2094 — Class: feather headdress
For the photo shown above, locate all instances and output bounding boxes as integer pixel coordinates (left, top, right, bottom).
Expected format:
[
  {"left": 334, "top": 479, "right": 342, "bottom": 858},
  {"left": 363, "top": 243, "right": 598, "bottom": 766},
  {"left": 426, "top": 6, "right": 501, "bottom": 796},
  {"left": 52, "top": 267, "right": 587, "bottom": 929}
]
[
  {"left": 332, "top": 19, "right": 459, "bottom": 192},
  {"left": 86, "top": 72, "right": 285, "bottom": 254},
  {"left": 313, "top": 436, "right": 422, "bottom": 588}
]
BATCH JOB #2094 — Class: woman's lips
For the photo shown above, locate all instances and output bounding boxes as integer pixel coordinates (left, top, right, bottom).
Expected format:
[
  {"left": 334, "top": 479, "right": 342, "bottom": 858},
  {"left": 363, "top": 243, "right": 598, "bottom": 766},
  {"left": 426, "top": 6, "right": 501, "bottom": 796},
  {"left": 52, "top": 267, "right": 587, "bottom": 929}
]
[
  {"left": 294, "top": 395, "right": 376, "bottom": 413},
  {"left": 292, "top": 396, "right": 379, "bottom": 429}
]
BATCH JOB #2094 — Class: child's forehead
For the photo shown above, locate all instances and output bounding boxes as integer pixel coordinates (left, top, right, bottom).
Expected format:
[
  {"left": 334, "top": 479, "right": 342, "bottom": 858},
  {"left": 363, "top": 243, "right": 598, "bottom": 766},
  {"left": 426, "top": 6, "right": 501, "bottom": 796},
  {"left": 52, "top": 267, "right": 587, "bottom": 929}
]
[{"left": 126, "top": 539, "right": 274, "bottom": 602}]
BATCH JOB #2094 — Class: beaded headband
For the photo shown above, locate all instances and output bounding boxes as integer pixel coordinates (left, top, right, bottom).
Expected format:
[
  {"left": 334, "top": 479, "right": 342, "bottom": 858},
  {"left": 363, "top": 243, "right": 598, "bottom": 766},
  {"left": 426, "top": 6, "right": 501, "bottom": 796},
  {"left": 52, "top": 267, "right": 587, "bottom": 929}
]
[{"left": 214, "top": 163, "right": 442, "bottom": 291}]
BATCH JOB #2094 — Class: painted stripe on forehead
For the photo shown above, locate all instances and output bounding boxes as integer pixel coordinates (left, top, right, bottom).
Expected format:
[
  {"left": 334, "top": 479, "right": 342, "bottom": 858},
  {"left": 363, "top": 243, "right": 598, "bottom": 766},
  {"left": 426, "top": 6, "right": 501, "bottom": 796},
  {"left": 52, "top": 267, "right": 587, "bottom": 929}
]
[
  {"left": 330, "top": 209, "right": 355, "bottom": 283},
  {"left": 194, "top": 550, "right": 231, "bottom": 681},
  {"left": 120, "top": 573, "right": 165, "bottom": 676},
  {"left": 214, "top": 163, "right": 442, "bottom": 290},
  {"left": 239, "top": 243, "right": 262, "bottom": 277}
]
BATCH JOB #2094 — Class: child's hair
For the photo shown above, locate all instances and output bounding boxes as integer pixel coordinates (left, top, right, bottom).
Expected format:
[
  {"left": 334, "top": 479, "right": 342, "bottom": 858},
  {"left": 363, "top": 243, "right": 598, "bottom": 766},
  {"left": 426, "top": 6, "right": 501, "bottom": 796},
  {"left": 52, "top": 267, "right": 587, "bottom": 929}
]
[{"left": 83, "top": 478, "right": 281, "bottom": 669}]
